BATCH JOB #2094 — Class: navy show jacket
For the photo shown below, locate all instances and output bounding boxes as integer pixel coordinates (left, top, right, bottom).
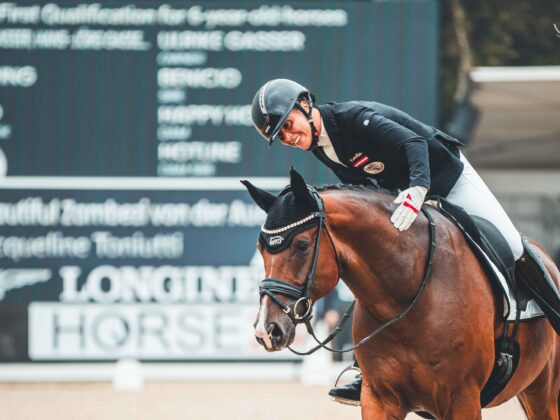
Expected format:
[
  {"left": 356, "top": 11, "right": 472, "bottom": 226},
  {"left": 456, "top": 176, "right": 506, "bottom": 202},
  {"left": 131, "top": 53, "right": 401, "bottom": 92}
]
[{"left": 314, "top": 101, "right": 464, "bottom": 197}]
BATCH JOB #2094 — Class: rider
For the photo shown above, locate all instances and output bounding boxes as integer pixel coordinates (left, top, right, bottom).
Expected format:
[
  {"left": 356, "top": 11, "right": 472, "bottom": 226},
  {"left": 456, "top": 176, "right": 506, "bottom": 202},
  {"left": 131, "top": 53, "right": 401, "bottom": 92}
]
[{"left": 251, "top": 78, "right": 560, "bottom": 405}]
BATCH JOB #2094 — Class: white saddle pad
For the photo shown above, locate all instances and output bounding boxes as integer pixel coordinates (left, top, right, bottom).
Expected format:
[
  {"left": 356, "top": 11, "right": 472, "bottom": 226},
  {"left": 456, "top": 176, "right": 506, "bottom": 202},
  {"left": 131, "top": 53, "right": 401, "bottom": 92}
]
[{"left": 473, "top": 240, "right": 544, "bottom": 321}]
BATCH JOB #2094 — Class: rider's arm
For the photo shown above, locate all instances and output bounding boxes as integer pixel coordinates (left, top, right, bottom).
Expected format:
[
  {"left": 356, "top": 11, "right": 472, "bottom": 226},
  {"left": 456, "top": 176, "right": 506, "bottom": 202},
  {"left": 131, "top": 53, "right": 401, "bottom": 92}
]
[
  {"left": 354, "top": 108, "right": 431, "bottom": 192},
  {"left": 353, "top": 107, "right": 430, "bottom": 231}
]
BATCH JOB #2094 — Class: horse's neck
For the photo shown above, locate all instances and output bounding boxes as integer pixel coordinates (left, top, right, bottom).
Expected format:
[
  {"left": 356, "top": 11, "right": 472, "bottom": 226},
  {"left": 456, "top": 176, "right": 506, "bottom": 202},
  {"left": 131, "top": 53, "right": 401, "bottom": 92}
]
[{"left": 327, "top": 190, "right": 429, "bottom": 322}]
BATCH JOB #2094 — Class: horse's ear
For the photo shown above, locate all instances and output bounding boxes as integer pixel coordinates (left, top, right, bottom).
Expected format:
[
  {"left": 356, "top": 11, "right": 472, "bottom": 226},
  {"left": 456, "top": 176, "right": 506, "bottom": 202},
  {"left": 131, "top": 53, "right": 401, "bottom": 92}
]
[
  {"left": 241, "top": 180, "right": 276, "bottom": 213},
  {"left": 290, "top": 167, "right": 317, "bottom": 210}
]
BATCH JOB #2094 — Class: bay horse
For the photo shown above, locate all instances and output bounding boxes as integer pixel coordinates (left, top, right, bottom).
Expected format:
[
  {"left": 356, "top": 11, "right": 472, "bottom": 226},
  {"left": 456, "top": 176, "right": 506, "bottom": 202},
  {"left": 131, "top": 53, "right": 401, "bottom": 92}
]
[{"left": 244, "top": 169, "right": 560, "bottom": 419}]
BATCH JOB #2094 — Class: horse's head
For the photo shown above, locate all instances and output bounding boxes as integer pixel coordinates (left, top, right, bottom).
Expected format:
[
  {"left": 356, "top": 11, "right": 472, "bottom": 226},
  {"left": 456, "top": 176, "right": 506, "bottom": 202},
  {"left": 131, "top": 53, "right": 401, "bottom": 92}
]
[{"left": 242, "top": 169, "right": 340, "bottom": 352}]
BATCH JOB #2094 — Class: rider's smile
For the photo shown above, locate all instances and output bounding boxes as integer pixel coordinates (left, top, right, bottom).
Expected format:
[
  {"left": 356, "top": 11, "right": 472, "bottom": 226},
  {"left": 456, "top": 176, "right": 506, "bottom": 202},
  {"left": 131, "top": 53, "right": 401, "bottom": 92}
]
[{"left": 277, "top": 102, "right": 318, "bottom": 150}]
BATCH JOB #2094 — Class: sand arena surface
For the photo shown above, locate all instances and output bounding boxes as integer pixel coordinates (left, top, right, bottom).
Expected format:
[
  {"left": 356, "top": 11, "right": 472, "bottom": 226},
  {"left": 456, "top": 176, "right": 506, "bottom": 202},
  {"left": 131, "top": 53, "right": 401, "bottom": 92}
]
[{"left": 0, "top": 381, "right": 526, "bottom": 420}]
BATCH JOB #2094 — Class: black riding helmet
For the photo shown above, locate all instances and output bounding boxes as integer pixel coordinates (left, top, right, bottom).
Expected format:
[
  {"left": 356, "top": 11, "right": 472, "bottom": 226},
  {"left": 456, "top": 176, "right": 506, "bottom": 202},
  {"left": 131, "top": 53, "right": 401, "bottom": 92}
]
[{"left": 251, "top": 79, "right": 319, "bottom": 149}]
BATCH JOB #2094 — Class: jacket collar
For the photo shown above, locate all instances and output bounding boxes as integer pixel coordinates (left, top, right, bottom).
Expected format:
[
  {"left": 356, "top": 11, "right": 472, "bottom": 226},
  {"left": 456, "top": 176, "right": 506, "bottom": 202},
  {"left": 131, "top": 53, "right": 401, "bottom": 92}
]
[{"left": 316, "top": 104, "right": 347, "bottom": 162}]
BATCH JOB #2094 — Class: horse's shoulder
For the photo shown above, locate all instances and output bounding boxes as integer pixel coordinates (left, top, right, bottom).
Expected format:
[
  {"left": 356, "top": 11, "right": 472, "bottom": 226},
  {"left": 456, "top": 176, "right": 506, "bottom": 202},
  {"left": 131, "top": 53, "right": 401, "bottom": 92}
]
[{"left": 423, "top": 205, "right": 465, "bottom": 241}]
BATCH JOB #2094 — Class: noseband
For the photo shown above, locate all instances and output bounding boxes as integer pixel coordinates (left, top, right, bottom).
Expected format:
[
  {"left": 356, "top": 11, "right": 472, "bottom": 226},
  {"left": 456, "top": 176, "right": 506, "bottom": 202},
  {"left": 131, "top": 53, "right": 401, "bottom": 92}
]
[
  {"left": 258, "top": 187, "right": 436, "bottom": 356},
  {"left": 259, "top": 186, "right": 341, "bottom": 323}
]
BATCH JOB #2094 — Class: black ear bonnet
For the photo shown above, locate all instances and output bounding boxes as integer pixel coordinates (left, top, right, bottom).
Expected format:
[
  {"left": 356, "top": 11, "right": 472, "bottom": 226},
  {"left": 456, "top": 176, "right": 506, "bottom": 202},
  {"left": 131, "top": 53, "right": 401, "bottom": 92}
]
[
  {"left": 259, "top": 188, "right": 320, "bottom": 253},
  {"left": 242, "top": 168, "right": 322, "bottom": 253}
]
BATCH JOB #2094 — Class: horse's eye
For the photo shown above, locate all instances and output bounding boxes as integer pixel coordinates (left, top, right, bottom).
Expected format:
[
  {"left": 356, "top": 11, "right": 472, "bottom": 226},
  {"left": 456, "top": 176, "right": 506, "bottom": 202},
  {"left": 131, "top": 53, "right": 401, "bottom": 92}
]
[{"left": 295, "top": 241, "right": 310, "bottom": 253}]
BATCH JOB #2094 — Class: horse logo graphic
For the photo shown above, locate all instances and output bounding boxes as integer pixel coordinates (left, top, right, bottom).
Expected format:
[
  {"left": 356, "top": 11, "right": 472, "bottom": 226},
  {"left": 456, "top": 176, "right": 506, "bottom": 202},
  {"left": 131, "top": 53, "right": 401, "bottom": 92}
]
[{"left": 269, "top": 236, "right": 284, "bottom": 246}]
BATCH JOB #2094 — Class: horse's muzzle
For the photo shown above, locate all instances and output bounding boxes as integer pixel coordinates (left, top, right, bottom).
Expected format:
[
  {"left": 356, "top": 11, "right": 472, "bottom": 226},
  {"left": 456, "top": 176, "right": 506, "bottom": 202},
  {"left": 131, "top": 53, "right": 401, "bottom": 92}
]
[
  {"left": 255, "top": 321, "right": 294, "bottom": 352},
  {"left": 268, "top": 322, "right": 284, "bottom": 348}
]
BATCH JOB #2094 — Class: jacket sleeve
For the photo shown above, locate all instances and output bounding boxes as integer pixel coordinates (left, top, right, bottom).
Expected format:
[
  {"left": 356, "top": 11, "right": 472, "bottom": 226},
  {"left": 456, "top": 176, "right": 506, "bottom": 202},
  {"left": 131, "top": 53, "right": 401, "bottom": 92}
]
[{"left": 354, "top": 107, "right": 431, "bottom": 191}]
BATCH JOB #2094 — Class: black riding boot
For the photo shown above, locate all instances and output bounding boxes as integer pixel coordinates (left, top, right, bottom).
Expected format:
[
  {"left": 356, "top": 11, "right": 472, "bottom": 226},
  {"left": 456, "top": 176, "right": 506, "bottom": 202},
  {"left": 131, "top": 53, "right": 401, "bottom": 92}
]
[
  {"left": 516, "top": 239, "right": 560, "bottom": 335},
  {"left": 328, "top": 373, "right": 362, "bottom": 406}
]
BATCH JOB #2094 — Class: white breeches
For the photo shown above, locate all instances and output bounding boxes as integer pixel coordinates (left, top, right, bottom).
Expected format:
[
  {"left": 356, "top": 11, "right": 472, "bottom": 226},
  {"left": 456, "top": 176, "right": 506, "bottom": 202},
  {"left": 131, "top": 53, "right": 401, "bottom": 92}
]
[{"left": 445, "top": 153, "right": 524, "bottom": 260}]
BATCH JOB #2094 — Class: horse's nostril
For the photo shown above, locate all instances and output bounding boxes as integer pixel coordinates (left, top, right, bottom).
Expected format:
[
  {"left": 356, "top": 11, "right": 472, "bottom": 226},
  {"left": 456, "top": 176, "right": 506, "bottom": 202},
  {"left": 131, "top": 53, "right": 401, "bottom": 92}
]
[{"left": 268, "top": 322, "right": 284, "bottom": 346}]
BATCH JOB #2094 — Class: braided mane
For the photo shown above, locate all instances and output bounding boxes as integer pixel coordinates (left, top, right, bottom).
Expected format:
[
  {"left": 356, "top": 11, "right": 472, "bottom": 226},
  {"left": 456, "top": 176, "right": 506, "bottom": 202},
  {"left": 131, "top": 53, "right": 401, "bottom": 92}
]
[{"left": 315, "top": 183, "right": 397, "bottom": 197}]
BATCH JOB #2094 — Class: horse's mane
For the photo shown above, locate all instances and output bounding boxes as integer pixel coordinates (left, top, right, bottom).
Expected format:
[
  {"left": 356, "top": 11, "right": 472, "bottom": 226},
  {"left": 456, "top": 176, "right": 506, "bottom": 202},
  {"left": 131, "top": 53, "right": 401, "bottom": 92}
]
[
  {"left": 315, "top": 183, "right": 397, "bottom": 197},
  {"left": 264, "top": 183, "right": 396, "bottom": 231},
  {"left": 311, "top": 183, "right": 399, "bottom": 218}
]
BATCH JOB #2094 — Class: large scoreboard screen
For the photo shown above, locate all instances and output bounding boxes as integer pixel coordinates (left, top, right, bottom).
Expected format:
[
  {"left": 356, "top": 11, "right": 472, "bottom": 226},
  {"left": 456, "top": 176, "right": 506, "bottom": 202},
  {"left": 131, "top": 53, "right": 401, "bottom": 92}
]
[
  {"left": 0, "top": 0, "right": 437, "bottom": 362},
  {"left": 0, "top": 0, "right": 438, "bottom": 179}
]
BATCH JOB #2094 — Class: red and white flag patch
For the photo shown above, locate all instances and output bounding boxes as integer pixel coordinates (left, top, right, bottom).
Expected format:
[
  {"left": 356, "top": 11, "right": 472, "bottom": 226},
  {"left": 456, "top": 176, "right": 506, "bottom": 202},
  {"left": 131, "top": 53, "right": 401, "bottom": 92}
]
[{"left": 352, "top": 155, "right": 370, "bottom": 168}]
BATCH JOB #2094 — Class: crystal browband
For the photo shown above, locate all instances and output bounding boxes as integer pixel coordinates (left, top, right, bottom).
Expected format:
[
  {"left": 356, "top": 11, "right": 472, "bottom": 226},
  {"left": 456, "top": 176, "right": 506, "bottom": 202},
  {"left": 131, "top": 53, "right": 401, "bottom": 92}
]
[{"left": 260, "top": 214, "right": 318, "bottom": 235}]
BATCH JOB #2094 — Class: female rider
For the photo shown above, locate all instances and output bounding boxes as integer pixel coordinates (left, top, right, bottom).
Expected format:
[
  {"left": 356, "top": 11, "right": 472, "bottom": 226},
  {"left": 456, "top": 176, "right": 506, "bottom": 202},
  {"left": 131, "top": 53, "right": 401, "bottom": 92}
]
[{"left": 251, "top": 78, "right": 560, "bottom": 405}]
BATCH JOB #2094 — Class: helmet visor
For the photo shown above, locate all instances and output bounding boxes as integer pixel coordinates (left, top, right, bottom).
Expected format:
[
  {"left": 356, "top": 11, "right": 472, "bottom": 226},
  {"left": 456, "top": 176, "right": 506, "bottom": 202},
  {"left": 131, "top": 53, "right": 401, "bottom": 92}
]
[{"left": 268, "top": 107, "right": 293, "bottom": 146}]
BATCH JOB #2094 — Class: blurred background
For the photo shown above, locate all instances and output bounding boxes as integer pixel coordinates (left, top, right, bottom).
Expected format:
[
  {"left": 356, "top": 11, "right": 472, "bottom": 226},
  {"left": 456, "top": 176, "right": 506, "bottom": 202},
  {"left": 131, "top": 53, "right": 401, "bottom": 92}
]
[{"left": 0, "top": 0, "right": 558, "bottom": 419}]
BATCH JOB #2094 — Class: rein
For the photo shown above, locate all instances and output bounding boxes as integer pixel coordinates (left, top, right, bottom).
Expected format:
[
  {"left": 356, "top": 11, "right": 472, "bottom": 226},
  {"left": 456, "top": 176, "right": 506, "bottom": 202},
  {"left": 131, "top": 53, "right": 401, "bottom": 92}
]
[
  {"left": 292, "top": 208, "right": 435, "bottom": 355},
  {"left": 259, "top": 187, "right": 436, "bottom": 355}
]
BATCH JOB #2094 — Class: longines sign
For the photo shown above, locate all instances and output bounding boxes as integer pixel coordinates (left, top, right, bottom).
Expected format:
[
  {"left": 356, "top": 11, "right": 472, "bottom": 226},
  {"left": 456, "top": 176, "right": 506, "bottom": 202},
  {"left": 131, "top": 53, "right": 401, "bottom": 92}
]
[{"left": 0, "top": 178, "right": 298, "bottom": 361}]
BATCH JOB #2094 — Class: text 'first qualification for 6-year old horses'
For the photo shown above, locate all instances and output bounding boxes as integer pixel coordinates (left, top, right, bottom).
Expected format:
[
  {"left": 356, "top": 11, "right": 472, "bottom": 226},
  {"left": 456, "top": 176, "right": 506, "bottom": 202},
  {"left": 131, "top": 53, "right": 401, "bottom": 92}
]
[{"left": 244, "top": 168, "right": 560, "bottom": 420}]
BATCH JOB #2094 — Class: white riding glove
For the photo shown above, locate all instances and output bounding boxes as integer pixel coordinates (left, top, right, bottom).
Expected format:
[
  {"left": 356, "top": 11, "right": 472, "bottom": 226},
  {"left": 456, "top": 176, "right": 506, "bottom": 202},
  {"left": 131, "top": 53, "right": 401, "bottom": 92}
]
[{"left": 391, "top": 186, "right": 428, "bottom": 231}]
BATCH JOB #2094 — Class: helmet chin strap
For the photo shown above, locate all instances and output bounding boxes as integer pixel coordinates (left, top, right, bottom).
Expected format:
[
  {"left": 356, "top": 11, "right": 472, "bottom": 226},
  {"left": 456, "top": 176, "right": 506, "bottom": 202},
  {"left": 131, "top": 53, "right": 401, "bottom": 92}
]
[{"left": 294, "top": 100, "right": 320, "bottom": 151}]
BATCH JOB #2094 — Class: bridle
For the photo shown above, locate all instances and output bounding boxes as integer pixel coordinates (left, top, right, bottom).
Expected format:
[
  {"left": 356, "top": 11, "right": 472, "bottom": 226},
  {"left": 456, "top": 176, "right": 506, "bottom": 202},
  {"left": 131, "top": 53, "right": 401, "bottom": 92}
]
[
  {"left": 259, "top": 186, "right": 340, "bottom": 324},
  {"left": 258, "top": 186, "right": 436, "bottom": 356}
]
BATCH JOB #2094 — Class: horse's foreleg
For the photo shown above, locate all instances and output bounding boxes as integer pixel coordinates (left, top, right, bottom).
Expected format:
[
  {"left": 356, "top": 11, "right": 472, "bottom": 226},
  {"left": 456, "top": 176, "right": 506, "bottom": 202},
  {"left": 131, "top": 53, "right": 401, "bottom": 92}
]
[
  {"left": 360, "top": 378, "right": 407, "bottom": 420},
  {"left": 518, "top": 360, "right": 560, "bottom": 420},
  {"left": 518, "top": 391, "right": 559, "bottom": 420},
  {"left": 360, "top": 394, "right": 407, "bottom": 420},
  {"left": 442, "top": 393, "right": 482, "bottom": 420}
]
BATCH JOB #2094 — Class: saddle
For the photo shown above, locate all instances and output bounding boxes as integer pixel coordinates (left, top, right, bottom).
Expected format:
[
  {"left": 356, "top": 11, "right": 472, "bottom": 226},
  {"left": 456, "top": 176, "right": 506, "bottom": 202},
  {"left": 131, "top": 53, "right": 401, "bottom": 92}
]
[{"left": 433, "top": 197, "right": 531, "bottom": 313}]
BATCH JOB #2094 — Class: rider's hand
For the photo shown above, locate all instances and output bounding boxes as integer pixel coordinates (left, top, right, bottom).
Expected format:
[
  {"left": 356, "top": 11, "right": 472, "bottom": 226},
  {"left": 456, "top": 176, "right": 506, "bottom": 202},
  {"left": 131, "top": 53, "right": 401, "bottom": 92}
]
[{"left": 391, "top": 186, "right": 428, "bottom": 231}]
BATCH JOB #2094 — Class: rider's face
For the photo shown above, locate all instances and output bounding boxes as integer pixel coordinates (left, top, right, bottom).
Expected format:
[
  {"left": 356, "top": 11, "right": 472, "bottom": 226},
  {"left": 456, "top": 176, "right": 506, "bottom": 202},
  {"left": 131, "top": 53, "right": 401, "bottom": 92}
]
[{"left": 277, "top": 103, "right": 313, "bottom": 150}]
